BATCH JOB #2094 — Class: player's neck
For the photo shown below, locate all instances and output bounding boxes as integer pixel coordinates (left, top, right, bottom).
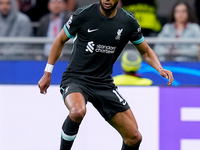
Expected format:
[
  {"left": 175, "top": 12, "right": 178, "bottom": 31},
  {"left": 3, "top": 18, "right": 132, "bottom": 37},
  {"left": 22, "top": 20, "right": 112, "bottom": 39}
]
[{"left": 100, "top": 6, "right": 117, "bottom": 18}]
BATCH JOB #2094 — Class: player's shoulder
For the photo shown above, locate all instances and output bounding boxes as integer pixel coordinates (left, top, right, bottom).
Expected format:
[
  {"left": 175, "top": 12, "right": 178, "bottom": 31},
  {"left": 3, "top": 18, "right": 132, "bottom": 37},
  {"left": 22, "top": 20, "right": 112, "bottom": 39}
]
[
  {"left": 73, "top": 2, "right": 98, "bottom": 16},
  {"left": 117, "top": 7, "right": 137, "bottom": 22}
]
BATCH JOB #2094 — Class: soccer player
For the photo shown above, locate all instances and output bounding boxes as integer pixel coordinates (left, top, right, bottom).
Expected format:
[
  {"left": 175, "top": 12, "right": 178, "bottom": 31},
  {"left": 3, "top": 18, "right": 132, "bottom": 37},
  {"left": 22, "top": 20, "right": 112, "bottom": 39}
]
[{"left": 38, "top": 0, "right": 174, "bottom": 150}]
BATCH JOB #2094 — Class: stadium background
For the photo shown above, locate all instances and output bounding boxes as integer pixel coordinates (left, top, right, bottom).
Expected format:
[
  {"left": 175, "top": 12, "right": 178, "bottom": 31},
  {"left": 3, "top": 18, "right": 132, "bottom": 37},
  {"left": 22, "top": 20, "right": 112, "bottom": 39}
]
[
  {"left": 0, "top": 0, "right": 200, "bottom": 150},
  {"left": 77, "top": 0, "right": 196, "bottom": 18}
]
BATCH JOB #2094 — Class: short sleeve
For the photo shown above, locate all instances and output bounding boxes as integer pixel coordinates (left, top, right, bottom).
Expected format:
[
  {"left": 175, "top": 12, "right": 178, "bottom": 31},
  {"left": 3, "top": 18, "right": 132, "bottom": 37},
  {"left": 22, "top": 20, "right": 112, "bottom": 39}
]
[
  {"left": 64, "top": 3, "right": 95, "bottom": 39},
  {"left": 64, "top": 12, "right": 81, "bottom": 38},
  {"left": 129, "top": 20, "right": 144, "bottom": 45}
]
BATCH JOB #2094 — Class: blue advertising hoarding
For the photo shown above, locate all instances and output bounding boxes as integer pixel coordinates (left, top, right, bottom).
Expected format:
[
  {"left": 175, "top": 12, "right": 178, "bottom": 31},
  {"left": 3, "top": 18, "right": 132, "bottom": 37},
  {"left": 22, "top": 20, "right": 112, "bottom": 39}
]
[{"left": 0, "top": 61, "right": 200, "bottom": 86}]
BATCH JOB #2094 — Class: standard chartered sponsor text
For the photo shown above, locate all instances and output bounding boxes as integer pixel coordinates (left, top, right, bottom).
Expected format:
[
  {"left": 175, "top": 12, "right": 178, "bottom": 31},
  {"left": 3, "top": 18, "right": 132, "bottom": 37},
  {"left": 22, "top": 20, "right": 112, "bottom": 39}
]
[{"left": 95, "top": 44, "right": 116, "bottom": 54}]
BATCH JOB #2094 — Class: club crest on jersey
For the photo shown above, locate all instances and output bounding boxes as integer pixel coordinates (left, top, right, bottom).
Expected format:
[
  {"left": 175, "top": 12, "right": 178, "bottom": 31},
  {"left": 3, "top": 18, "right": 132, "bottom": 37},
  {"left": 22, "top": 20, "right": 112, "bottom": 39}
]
[
  {"left": 86, "top": 41, "right": 95, "bottom": 53},
  {"left": 115, "top": 29, "right": 123, "bottom": 40}
]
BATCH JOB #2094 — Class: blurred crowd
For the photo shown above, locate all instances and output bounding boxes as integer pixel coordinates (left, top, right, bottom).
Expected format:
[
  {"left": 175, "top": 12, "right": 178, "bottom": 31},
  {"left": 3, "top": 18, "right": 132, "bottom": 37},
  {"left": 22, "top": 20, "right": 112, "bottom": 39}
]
[{"left": 0, "top": 0, "right": 200, "bottom": 61}]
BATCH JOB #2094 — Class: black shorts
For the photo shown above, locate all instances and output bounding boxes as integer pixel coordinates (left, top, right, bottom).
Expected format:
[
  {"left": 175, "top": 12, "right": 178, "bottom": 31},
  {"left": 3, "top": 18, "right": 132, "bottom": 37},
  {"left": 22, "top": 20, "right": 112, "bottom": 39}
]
[{"left": 60, "top": 82, "right": 130, "bottom": 121}]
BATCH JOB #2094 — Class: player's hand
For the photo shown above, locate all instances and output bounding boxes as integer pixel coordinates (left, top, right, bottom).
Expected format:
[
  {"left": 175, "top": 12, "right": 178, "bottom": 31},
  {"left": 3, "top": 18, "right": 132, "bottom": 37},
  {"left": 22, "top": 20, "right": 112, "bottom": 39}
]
[
  {"left": 38, "top": 72, "right": 51, "bottom": 94},
  {"left": 158, "top": 68, "right": 174, "bottom": 86}
]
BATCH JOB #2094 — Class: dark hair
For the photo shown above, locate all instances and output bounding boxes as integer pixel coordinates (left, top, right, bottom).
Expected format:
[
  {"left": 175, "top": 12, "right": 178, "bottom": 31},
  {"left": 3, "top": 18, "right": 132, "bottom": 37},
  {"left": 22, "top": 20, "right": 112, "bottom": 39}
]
[{"left": 169, "top": 1, "right": 198, "bottom": 23}]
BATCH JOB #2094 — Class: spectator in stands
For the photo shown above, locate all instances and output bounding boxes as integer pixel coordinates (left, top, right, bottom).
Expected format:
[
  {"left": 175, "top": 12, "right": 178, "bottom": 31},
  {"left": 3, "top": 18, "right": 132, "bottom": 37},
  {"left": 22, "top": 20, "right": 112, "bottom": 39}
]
[
  {"left": 0, "top": 0, "right": 32, "bottom": 36},
  {"left": 0, "top": 0, "right": 32, "bottom": 59},
  {"left": 113, "top": 50, "right": 153, "bottom": 86},
  {"left": 21, "top": 0, "right": 77, "bottom": 22},
  {"left": 154, "top": 2, "right": 200, "bottom": 61},
  {"left": 118, "top": 0, "right": 162, "bottom": 36},
  {"left": 37, "top": 0, "right": 71, "bottom": 57}
]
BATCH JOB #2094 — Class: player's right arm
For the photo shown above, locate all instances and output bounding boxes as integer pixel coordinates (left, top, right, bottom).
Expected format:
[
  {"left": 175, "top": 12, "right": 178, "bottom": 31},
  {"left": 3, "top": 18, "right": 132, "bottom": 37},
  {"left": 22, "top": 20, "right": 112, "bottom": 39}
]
[
  {"left": 38, "top": 29, "right": 70, "bottom": 94},
  {"left": 38, "top": 6, "right": 87, "bottom": 94}
]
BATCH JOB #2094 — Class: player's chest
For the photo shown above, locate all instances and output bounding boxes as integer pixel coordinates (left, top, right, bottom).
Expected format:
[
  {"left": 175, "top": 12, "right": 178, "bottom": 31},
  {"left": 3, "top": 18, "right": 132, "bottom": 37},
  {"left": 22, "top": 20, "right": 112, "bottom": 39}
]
[{"left": 78, "top": 19, "right": 129, "bottom": 45}]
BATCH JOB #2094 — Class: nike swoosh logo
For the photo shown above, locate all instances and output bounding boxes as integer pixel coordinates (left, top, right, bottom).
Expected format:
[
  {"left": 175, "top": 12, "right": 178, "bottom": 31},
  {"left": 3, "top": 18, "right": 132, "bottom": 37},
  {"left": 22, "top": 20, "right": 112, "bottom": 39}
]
[{"left": 87, "top": 28, "right": 98, "bottom": 33}]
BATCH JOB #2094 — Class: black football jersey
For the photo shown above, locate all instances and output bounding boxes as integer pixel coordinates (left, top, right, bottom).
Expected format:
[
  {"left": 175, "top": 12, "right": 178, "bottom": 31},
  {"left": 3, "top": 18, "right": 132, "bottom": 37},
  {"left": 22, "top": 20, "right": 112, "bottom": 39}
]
[{"left": 61, "top": 2, "right": 144, "bottom": 88}]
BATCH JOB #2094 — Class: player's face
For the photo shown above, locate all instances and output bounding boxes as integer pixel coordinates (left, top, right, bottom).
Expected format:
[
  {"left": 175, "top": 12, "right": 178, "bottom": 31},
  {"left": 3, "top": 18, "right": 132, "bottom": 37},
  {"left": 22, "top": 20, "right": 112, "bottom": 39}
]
[
  {"left": 100, "top": 0, "right": 119, "bottom": 11},
  {"left": 174, "top": 4, "right": 188, "bottom": 23},
  {"left": 48, "top": 0, "right": 65, "bottom": 16},
  {"left": 0, "top": 0, "right": 11, "bottom": 16}
]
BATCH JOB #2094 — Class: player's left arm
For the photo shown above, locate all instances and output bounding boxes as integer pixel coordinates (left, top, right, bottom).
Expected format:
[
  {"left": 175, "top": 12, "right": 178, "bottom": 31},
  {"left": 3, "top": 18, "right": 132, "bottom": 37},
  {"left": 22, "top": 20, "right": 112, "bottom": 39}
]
[{"left": 135, "top": 40, "right": 174, "bottom": 86}]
